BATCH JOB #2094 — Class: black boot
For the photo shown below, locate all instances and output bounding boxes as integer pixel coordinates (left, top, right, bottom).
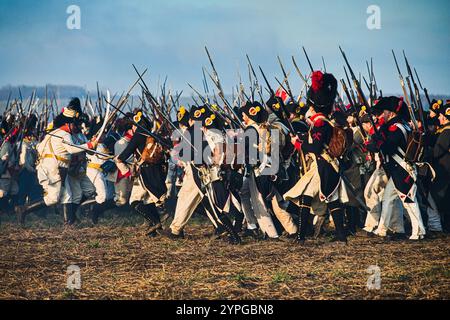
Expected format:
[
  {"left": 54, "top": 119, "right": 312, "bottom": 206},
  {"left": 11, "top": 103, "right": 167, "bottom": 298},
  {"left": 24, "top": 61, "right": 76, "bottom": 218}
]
[
  {"left": 346, "top": 206, "right": 358, "bottom": 236},
  {"left": 329, "top": 201, "right": 347, "bottom": 243},
  {"left": 132, "top": 202, "right": 162, "bottom": 236},
  {"left": 296, "top": 196, "right": 312, "bottom": 244},
  {"left": 71, "top": 203, "right": 80, "bottom": 224},
  {"left": 219, "top": 214, "right": 241, "bottom": 245},
  {"left": 91, "top": 202, "right": 105, "bottom": 224},
  {"left": 15, "top": 200, "right": 48, "bottom": 225},
  {"left": 63, "top": 204, "right": 75, "bottom": 226}
]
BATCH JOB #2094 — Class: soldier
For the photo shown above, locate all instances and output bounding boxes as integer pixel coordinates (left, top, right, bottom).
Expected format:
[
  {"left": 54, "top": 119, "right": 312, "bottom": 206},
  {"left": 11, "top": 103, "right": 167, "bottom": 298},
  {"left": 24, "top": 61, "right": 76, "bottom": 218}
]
[
  {"left": 0, "top": 124, "right": 20, "bottom": 217},
  {"left": 116, "top": 110, "right": 169, "bottom": 237},
  {"left": 105, "top": 117, "right": 134, "bottom": 208},
  {"left": 366, "top": 96, "right": 426, "bottom": 240},
  {"left": 163, "top": 105, "right": 241, "bottom": 243},
  {"left": 59, "top": 100, "right": 97, "bottom": 225},
  {"left": 431, "top": 102, "right": 450, "bottom": 232},
  {"left": 239, "top": 101, "right": 280, "bottom": 240},
  {"left": 16, "top": 102, "right": 99, "bottom": 224},
  {"left": 17, "top": 115, "right": 43, "bottom": 216},
  {"left": 285, "top": 71, "right": 349, "bottom": 244}
]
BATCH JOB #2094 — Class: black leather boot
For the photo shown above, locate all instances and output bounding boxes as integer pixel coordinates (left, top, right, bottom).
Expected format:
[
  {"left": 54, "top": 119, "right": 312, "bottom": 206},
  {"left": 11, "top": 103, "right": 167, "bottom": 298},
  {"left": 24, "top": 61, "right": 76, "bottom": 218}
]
[
  {"left": 346, "top": 206, "right": 358, "bottom": 236},
  {"left": 91, "top": 202, "right": 105, "bottom": 224},
  {"left": 219, "top": 214, "right": 241, "bottom": 245},
  {"left": 71, "top": 203, "right": 80, "bottom": 224},
  {"left": 329, "top": 201, "right": 347, "bottom": 243},
  {"left": 63, "top": 204, "right": 75, "bottom": 226},
  {"left": 15, "top": 200, "right": 48, "bottom": 225},
  {"left": 296, "top": 196, "right": 312, "bottom": 244},
  {"left": 132, "top": 202, "right": 162, "bottom": 236}
]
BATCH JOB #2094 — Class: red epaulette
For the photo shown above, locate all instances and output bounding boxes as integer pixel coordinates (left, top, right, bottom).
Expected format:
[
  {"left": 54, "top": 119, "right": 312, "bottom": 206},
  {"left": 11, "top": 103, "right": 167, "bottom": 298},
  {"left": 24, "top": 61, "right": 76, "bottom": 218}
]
[
  {"left": 314, "top": 118, "right": 325, "bottom": 127},
  {"left": 388, "top": 124, "right": 398, "bottom": 132}
]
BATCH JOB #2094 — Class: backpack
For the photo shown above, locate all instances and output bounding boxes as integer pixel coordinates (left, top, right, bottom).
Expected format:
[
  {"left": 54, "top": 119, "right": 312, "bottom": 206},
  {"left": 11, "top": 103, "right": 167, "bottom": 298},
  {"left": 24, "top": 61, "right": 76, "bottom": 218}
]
[
  {"left": 140, "top": 136, "right": 165, "bottom": 164},
  {"left": 323, "top": 119, "right": 353, "bottom": 159},
  {"left": 395, "top": 123, "right": 424, "bottom": 163},
  {"left": 255, "top": 120, "right": 287, "bottom": 156}
]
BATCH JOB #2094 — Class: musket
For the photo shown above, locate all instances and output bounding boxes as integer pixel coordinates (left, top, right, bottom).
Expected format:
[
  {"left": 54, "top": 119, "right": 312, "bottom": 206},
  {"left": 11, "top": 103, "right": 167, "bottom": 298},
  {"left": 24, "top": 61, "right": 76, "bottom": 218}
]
[
  {"left": 340, "top": 79, "right": 367, "bottom": 140},
  {"left": 321, "top": 56, "right": 327, "bottom": 73},
  {"left": 343, "top": 66, "right": 357, "bottom": 105},
  {"left": 370, "top": 58, "right": 379, "bottom": 96},
  {"left": 204, "top": 47, "right": 244, "bottom": 129},
  {"left": 339, "top": 46, "right": 380, "bottom": 137},
  {"left": 93, "top": 90, "right": 111, "bottom": 143},
  {"left": 132, "top": 77, "right": 195, "bottom": 150},
  {"left": 247, "top": 62, "right": 255, "bottom": 102},
  {"left": 45, "top": 132, "right": 119, "bottom": 160},
  {"left": 246, "top": 54, "right": 265, "bottom": 105},
  {"left": 202, "top": 67, "right": 210, "bottom": 97},
  {"left": 403, "top": 50, "right": 426, "bottom": 133},
  {"left": 291, "top": 56, "right": 309, "bottom": 86},
  {"left": 366, "top": 61, "right": 374, "bottom": 102},
  {"left": 106, "top": 67, "right": 147, "bottom": 130},
  {"left": 4, "top": 91, "right": 12, "bottom": 114},
  {"left": 414, "top": 67, "right": 432, "bottom": 110},
  {"left": 302, "top": 46, "right": 314, "bottom": 73},
  {"left": 18, "top": 87, "right": 24, "bottom": 113},
  {"left": 259, "top": 66, "right": 296, "bottom": 135},
  {"left": 132, "top": 65, "right": 173, "bottom": 132},
  {"left": 104, "top": 98, "right": 173, "bottom": 150},
  {"left": 363, "top": 76, "right": 371, "bottom": 99},
  {"left": 190, "top": 82, "right": 242, "bottom": 130},
  {"left": 340, "top": 78, "right": 355, "bottom": 107},
  {"left": 96, "top": 82, "right": 102, "bottom": 115},
  {"left": 237, "top": 68, "right": 250, "bottom": 103},
  {"left": 392, "top": 50, "right": 419, "bottom": 130},
  {"left": 277, "top": 55, "right": 295, "bottom": 102}
]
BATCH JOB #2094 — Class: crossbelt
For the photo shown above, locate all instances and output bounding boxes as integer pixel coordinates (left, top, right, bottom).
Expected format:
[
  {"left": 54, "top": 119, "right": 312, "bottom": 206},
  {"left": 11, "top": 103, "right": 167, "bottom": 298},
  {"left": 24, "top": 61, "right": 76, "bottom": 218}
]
[
  {"left": 87, "top": 162, "right": 103, "bottom": 172},
  {"left": 42, "top": 154, "right": 69, "bottom": 164}
]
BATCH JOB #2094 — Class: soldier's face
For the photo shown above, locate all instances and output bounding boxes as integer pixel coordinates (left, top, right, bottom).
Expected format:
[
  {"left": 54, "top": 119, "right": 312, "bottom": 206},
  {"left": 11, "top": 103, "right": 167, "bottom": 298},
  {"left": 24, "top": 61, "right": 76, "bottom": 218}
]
[
  {"left": 242, "top": 112, "right": 249, "bottom": 124},
  {"left": 438, "top": 113, "right": 448, "bottom": 126}
]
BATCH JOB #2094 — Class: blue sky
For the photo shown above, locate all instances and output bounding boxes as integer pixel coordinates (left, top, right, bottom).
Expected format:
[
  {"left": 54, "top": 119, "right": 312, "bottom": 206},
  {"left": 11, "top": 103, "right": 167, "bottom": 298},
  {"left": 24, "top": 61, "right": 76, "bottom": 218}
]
[{"left": 0, "top": 0, "right": 449, "bottom": 96}]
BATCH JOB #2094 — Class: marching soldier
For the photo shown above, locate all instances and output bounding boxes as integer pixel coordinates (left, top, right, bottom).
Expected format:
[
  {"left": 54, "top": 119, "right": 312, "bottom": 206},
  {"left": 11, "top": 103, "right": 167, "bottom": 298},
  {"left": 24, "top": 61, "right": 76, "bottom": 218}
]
[
  {"left": 431, "top": 102, "right": 450, "bottom": 232},
  {"left": 164, "top": 105, "right": 241, "bottom": 243},
  {"left": 0, "top": 125, "right": 20, "bottom": 217},
  {"left": 239, "top": 101, "right": 280, "bottom": 240},
  {"left": 17, "top": 115, "right": 43, "bottom": 215},
  {"left": 15, "top": 100, "right": 99, "bottom": 224},
  {"left": 366, "top": 96, "right": 426, "bottom": 240},
  {"left": 285, "top": 71, "right": 349, "bottom": 244},
  {"left": 116, "top": 110, "right": 169, "bottom": 237}
]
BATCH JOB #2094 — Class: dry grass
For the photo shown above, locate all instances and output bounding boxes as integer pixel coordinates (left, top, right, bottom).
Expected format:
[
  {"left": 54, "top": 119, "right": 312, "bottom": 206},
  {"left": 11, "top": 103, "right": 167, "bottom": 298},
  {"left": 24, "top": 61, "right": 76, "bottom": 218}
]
[{"left": 0, "top": 211, "right": 449, "bottom": 300}]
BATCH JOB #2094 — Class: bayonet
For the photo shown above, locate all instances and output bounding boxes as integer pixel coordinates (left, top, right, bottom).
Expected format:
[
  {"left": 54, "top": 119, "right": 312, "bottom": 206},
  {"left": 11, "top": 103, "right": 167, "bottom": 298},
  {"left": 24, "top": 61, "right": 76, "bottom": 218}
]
[{"left": 302, "top": 46, "right": 314, "bottom": 72}]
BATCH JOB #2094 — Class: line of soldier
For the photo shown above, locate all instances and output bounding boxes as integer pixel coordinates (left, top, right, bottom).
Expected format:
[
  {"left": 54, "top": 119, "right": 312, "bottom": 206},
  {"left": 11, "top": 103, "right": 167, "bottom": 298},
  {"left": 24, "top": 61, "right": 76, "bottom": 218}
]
[{"left": 0, "top": 70, "right": 449, "bottom": 245}]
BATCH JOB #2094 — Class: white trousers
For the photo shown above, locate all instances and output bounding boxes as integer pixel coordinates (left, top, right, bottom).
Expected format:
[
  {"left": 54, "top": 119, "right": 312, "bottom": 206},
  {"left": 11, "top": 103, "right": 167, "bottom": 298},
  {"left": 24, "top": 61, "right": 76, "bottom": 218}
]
[
  {"left": 86, "top": 168, "right": 107, "bottom": 204},
  {"left": 61, "top": 173, "right": 96, "bottom": 204},
  {"left": 374, "top": 178, "right": 426, "bottom": 239},
  {"left": 239, "top": 173, "right": 278, "bottom": 238},
  {"left": 170, "top": 165, "right": 204, "bottom": 235}
]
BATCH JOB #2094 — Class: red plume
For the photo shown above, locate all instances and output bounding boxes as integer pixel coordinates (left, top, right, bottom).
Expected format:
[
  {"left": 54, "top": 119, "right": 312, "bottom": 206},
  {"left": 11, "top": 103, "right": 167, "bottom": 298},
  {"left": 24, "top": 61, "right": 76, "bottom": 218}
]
[{"left": 311, "top": 71, "right": 324, "bottom": 92}]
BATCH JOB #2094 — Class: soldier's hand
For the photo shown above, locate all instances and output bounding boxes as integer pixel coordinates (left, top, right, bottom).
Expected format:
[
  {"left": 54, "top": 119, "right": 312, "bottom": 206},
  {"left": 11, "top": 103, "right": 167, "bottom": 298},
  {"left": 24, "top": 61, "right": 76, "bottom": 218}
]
[
  {"left": 89, "top": 139, "right": 98, "bottom": 150},
  {"left": 114, "top": 156, "right": 123, "bottom": 164},
  {"left": 290, "top": 134, "right": 299, "bottom": 146}
]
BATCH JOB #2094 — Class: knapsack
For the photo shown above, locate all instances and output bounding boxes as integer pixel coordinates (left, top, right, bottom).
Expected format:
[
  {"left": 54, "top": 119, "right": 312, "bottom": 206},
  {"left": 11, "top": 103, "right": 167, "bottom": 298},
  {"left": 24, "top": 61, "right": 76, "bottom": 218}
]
[
  {"left": 395, "top": 123, "right": 424, "bottom": 163},
  {"left": 323, "top": 119, "right": 353, "bottom": 159},
  {"left": 140, "top": 136, "right": 165, "bottom": 164}
]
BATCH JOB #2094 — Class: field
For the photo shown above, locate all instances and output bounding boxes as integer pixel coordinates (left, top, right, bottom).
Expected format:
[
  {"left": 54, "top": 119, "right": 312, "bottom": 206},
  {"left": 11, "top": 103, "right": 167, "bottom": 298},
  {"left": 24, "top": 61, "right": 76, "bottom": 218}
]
[{"left": 0, "top": 210, "right": 449, "bottom": 300}]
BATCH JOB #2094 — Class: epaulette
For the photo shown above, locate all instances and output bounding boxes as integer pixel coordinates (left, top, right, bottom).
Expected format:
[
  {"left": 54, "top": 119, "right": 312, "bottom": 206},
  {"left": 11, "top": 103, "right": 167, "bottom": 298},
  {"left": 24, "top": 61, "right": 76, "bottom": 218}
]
[
  {"left": 388, "top": 124, "right": 398, "bottom": 132},
  {"left": 314, "top": 118, "right": 325, "bottom": 127}
]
